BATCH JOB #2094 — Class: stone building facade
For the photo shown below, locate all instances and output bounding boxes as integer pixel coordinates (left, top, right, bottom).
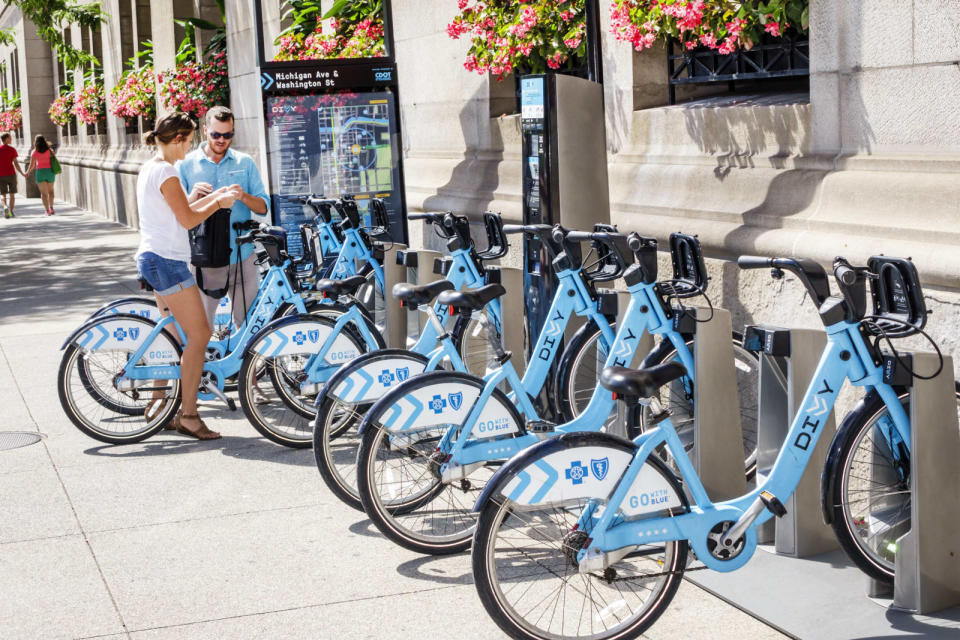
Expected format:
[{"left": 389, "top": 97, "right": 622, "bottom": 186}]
[{"left": 2, "top": 0, "right": 959, "bottom": 368}]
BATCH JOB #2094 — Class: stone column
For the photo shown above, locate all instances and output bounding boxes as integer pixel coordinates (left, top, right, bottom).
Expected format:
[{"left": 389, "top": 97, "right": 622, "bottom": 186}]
[
  {"left": 225, "top": 0, "right": 268, "bottom": 169},
  {"left": 100, "top": 0, "right": 128, "bottom": 146},
  {"left": 151, "top": 0, "right": 177, "bottom": 118},
  {"left": 16, "top": 19, "right": 56, "bottom": 197}
]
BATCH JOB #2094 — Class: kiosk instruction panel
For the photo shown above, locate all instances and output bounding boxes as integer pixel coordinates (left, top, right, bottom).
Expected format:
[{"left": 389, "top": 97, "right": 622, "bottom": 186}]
[{"left": 265, "top": 88, "right": 404, "bottom": 255}]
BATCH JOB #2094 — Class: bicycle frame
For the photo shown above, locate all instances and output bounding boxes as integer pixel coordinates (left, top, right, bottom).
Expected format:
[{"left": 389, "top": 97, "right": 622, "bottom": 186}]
[
  {"left": 329, "top": 226, "right": 385, "bottom": 290},
  {"left": 579, "top": 318, "right": 910, "bottom": 573},
  {"left": 437, "top": 277, "right": 697, "bottom": 476},
  {"left": 116, "top": 262, "right": 308, "bottom": 398}
]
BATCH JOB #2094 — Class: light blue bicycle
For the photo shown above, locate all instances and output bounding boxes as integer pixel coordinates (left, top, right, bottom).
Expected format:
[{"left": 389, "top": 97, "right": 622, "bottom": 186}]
[
  {"left": 313, "top": 211, "right": 509, "bottom": 508},
  {"left": 58, "top": 224, "right": 382, "bottom": 445},
  {"left": 469, "top": 254, "right": 954, "bottom": 640},
  {"left": 352, "top": 227, "right": 757, "bottom": 555}
]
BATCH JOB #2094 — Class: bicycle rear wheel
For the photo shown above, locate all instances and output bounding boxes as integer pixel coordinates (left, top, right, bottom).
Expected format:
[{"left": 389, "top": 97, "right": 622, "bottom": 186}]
[{"left": 640, "top": 333, "right": 759, "bottom": 479}]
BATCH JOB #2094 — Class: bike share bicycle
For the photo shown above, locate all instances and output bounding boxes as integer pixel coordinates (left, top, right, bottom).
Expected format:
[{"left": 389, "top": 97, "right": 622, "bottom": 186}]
[
  {"left": 469, "top": 254, "right": 959, "bottom": 640},
  {"left": 57, "top": 222, "right": 382, "bottom": 445},
  {"left": 353, "top": 225, "right": 759, "bottom": 555}
]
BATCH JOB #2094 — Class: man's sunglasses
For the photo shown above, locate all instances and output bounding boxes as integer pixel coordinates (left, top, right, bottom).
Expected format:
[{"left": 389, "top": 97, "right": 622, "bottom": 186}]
[{"left": 209, "top": 131, "right": 235, "bottom": 140}]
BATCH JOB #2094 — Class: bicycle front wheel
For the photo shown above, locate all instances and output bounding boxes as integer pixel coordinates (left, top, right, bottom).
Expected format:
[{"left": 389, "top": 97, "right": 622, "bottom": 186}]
[
  {"left": 828, "top": 383, "right": 960, "bottom": 583},
  {"left": 472, "top": 496, "right": 687, "bottom": 640}
]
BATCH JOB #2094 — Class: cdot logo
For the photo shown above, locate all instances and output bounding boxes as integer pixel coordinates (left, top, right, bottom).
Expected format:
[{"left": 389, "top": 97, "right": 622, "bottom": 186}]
[
  {"left": 374, "top": 70, "right": 392, "bottom": 82},
  {"left": 429, "top": 394, "right": 447, "bottom": 414}
]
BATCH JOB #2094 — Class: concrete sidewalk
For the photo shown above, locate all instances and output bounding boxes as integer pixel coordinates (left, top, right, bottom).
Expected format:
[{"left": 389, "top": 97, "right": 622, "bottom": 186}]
[{"left": 0, "top": 198, "right": 788, "bottom": 639}]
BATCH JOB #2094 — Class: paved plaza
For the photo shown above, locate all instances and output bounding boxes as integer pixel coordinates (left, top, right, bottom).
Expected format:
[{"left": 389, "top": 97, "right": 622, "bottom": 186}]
[{"left": 0, "top": 199, "right": 787, "bottom": 638}]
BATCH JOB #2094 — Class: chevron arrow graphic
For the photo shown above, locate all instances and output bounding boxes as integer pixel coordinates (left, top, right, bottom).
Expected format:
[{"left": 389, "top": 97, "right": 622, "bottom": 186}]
[{"left": 260, "top": 72, "right": 274, "bottom": 90}]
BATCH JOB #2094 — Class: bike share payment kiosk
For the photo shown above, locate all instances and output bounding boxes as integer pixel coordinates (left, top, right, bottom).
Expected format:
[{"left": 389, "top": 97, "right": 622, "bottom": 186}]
[
  {"left": 518, "top": 5, "right": 610, "bottom": 412},
  {"left": 254, "top": 0, "right": 408, "bottom": 257}
]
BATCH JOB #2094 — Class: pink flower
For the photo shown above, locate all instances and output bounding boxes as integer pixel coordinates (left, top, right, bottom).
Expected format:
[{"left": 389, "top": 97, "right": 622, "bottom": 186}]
[{"left": 764, "top": 22, "right": 781, "bottom": 37}]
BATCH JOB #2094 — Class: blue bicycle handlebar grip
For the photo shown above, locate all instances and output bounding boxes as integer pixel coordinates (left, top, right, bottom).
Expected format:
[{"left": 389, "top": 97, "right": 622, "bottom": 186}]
[{"left": 737, "top": 255, "right": 774, "bottom": 270}]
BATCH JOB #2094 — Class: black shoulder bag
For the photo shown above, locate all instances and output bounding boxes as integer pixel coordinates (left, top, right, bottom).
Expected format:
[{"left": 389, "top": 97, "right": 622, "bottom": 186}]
[{"left": 189, "top": 207, "right": 233, "bottom": 298}]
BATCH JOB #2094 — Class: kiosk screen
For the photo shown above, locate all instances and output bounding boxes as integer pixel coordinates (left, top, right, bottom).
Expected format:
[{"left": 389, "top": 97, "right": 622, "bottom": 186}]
[{"left": 265, "top": 90, "right": 403, "bottom": 255}]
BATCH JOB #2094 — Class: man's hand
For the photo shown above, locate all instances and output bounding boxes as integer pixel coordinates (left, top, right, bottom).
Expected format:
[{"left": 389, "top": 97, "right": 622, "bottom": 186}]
[
  {"left": 228, "top": 183, "right": 246, "bottom": 201},
  {"left": 189, "top": 181, "right": 214, "bottom": 202}
]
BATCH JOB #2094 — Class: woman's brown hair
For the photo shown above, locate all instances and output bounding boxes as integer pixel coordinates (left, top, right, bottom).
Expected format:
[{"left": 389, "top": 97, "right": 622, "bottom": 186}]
[
  {"left": 144, "top": 112, "right": 196, "bottom": 146},
  {"left": 34, "top": 135, "right": 49, "bottom": 153}
]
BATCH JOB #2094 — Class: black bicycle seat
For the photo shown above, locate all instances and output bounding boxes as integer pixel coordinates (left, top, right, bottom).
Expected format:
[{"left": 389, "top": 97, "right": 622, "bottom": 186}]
[
  {"left": 437, "top": 284, "right": 506, "bottom": 312},
  {"left": 315, "top": 274, "right": 367, "bottom": 298},
  {"left": 392, "top": 280, "right": 454, "bottom": 308},
  {"left": 600, "top": 363, "right": 688, "bottom": 399}
]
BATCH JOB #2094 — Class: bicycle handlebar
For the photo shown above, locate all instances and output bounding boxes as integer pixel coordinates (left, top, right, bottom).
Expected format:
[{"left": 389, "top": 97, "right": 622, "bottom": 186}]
[{"left": 738, "top": 255, "right": 832, "bottom": 308}]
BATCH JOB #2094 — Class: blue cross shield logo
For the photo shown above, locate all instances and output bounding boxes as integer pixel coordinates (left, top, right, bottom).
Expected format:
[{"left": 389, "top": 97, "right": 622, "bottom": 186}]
[
  {"left": 129, "top": 327, "right": 140, "bottom": 341},
  {"left": 396, "top": 367, "right": 410, "bottom": 381},
  {"left": 429, "top": 394, "right": 447, "bottom": 414},
  {"left": 292, "top": 331, "right": 307, "bottom": 346},
  {"left": 378, "top": 369, "right": 395, "bottom": 387},
  {"left": 448, "top": 392, "right": 463, "bottom": 411},
  {"left": 113, "top": 328, "right": 128, "bottom": 341},
  {"left": 308, "top": 329, "right": 320, "bottom": 343},
  {"left": 565, "top": 460, "right": 588, "bottom": 485},
  {"left": 590, "top": 458, "right": 609, "bottom": 481}
]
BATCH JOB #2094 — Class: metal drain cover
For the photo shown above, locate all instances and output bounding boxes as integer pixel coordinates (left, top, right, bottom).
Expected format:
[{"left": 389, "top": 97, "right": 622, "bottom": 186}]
[{"left": 0, "top": 431, "right": 44, "bottom": 452}]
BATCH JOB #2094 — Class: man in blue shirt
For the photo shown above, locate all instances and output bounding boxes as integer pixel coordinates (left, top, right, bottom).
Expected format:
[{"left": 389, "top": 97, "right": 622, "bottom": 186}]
[{"left": 179, "top": 105, "right": 270, "bottom": 329}]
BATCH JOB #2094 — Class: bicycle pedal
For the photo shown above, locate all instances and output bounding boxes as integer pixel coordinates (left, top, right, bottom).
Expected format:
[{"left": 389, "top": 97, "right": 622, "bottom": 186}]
[
  {"left": 759, "top": 490, "right": 787, "bottom": 518},
  {"left": 526, "top": 420, "right": 555, "bottom": 433}
]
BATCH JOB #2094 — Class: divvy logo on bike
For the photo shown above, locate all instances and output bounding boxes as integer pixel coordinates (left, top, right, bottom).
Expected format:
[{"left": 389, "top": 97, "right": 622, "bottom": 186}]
[
  {"left": 564, "top": 458, "right": 610, "bottom": 485},
  {"left": 429, "top": 392, "right": 463, "bottom": 414}
]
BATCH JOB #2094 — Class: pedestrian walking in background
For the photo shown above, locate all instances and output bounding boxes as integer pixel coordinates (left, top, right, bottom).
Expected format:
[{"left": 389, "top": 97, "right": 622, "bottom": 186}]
[
  {"left": 0, "top": 132, "right": 25, "bottom": 218},
  {"left": 178, "top": 105, "right": 270, "bottom": 329},
  {"left": 24, "top": 134, "right": 57, "bottom": 215},
  {"left": 136, "top": 111, "right": 241, "bottom": 440}
]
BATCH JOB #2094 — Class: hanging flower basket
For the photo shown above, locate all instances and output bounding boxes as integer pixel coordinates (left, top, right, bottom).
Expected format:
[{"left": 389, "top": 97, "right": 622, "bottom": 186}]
[
  {"left": 447, "top": 0, "right": 587, "bottom": 80},
  {"left": 109, "top": 65, "right": 157, "bottom": 123},
  {"left": 0, "top": 106, "right": 22, "bottom": 132},
  {"left": 276, "top": 9, "right": 385, "bottom": 59},
  {"left": 49, "top": 91, "right": 75, "bottom": 127},
  {"left": 158, "top": 51, "right": 229, "bottom": 121},
  {"left": 73, "top": 83, "right": 106, "bottom": 125}
]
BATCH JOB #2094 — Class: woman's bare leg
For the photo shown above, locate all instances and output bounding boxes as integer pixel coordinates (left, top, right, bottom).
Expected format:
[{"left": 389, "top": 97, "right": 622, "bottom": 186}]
[{"left": 157, "top": 284, "right": 215, "bottom": 434}]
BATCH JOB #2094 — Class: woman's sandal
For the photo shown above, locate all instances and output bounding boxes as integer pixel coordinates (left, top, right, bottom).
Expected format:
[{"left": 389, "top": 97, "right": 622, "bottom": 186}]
[
  {"left": 144, "top": 396, "right": 165, "bottom": 423},
  {"left": 172, "top": 411, "right": 221, "bottom": 440}
]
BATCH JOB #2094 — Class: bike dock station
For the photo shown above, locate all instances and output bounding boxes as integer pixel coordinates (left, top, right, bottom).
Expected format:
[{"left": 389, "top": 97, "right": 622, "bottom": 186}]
[
  {"left": 688, "top": 347, "right": 960, "bottom": 638},
  {"left": 748, "top": 325, "right": 839, "bottom": 556}
]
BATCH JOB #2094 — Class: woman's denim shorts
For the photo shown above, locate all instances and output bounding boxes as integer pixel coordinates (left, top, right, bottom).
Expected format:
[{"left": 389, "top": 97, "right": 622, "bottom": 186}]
[{"left": 137, "top": 252, "right": 196, "bottom": 296}]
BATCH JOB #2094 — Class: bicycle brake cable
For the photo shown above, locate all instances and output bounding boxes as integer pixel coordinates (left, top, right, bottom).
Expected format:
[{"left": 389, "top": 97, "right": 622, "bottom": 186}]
[{"left": 862, "top": 315, "right": 944, "bottom": 381}]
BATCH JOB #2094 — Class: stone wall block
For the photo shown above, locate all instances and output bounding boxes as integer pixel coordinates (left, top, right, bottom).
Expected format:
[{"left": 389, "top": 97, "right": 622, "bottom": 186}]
[
  {"left": 838, "top": 0, "right": 913, "bottom": 70},
  {"left": 839, "top": 65, "right": 960, "bottom": 153},
  {"left": 913, "top": 0, "right": 960, "bottom": 64},
  {"left": 809, "top": 72, "right": 841, "bottom": 154},
  {"left": 809, "top": 0, "right": 840, "bottom": 73}
]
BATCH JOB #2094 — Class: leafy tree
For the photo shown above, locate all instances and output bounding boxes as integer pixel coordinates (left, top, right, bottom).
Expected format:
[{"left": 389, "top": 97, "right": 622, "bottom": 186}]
[{"left": 5, "top": 0, "right": 107, "bottom": 68}]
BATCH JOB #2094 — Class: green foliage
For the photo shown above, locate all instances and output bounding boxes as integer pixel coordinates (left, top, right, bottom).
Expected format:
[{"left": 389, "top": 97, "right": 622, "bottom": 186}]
[
  {"left": 9, "top": 0, "right": 107, "bottom": 68},
  {"left": 174, "top": 7, "right": 227, "bottom": 64},
  {"left": 279, "top": 0, "right": 323, "bottom": 39}
]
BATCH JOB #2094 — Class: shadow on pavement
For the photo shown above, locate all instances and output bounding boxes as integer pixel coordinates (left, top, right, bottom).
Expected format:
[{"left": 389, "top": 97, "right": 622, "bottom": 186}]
[{"left": 395, "top": 554, "right": 473, "bottom": 586}]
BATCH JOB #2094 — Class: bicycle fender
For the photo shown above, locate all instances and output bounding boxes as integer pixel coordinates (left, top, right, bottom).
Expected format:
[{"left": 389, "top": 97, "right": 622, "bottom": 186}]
[
  {"left": 322, "top": 349, "right": 430, "bottom": 405},
  {"left": 244, "top": 314, "right": 360, "bottom": 365},
  {"left": 820, "top": 388, "right": 885, "bottom": 525},
  {"left": 473, "top": 432, "right": 685, "bottom": 517},
  {"left": 356, "top": 371, "right": 522, "bottom": 438},
  {"left": 84, "top": 297, "right": 159, "bottom": 324},
  {"left": 61, "top": 314, "right": 179, "bottom": 364}
]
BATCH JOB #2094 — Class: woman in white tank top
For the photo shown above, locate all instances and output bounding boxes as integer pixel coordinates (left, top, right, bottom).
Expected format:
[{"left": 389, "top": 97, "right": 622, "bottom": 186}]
[{"left": 136, "top": 112, "right": 241, "bottom": 440}]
